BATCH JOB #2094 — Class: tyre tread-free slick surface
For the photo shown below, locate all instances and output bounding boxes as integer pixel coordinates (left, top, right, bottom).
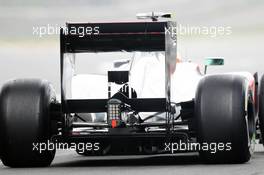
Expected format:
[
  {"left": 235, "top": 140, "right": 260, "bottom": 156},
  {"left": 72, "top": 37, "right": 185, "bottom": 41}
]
[
  {"left": 0, "top": 79, "right": 56, "bottom": 167},
  {"left": 195, "top": 74, "right": 255, "bottom": 163}
]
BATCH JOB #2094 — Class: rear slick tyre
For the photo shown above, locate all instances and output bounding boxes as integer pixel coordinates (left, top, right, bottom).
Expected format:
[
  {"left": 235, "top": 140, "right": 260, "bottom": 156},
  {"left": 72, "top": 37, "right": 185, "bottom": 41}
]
[
  {"left": 0, "top": 79, "right": 56, "bottom": 167},
  {"left": 195, "top": 74, "right": 255, "bottom": 163}
]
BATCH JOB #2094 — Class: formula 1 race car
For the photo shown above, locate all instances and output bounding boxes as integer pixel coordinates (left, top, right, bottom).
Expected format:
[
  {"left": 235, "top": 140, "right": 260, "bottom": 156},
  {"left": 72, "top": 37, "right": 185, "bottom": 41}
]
[{"left": 0, "top": 13, "right": 262, "bottom": 167}]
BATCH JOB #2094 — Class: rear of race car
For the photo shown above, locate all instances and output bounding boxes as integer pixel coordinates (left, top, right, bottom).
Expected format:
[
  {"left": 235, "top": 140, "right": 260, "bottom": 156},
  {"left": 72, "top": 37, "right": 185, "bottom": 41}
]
[{"left": 0, "top": 16, "right": 259, "bottom": 167}]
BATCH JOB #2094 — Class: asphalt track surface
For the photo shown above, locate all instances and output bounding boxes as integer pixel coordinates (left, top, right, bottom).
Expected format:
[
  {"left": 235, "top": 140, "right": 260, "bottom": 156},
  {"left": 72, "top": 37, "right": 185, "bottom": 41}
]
[{"left": 0, "top": 144, "right": 264, "bottom": 175}]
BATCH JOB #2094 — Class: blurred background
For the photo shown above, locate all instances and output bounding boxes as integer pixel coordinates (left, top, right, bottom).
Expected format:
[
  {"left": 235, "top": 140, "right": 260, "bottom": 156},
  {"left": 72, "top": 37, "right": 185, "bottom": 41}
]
[{"left": 0, "top": 0, "right": 264, "bottom": 93}]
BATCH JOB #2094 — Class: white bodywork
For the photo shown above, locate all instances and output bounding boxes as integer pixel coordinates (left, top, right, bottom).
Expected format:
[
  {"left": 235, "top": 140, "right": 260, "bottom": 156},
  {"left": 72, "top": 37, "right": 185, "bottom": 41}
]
[{"left": 72, "top": 52, "right": 203, "bottom": 103}]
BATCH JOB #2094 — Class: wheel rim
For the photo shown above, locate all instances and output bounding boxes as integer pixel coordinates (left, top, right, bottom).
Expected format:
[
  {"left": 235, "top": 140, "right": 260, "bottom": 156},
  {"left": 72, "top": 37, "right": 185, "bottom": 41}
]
[{"left": 246, "top": 94, "right": 256, "bottom": 153}]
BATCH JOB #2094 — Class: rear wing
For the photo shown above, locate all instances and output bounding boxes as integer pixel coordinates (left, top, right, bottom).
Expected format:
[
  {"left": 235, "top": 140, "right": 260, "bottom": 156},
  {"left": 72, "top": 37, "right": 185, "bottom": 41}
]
[
  {"left": 60, "top": 22, "right": 175, "bottom": 52},
  {"left": 60, "top": 21, "right": 177, "bottom": 113}
]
